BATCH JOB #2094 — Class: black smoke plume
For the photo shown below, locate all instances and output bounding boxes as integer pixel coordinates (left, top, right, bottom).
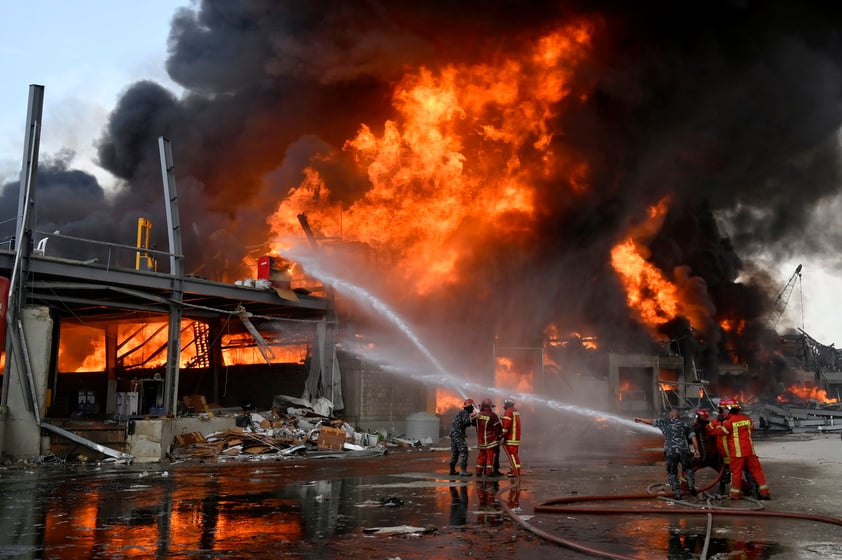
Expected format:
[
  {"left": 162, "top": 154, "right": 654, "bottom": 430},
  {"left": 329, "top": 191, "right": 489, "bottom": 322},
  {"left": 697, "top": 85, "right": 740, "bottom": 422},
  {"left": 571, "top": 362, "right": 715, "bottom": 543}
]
[{"left": 4, "top": 1, "right": 842, "bottom": 393}]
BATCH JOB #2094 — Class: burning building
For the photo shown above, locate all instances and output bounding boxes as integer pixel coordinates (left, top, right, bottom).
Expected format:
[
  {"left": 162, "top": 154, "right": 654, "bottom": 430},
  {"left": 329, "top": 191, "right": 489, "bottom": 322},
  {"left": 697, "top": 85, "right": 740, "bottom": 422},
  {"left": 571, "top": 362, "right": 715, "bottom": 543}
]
[{"left": 4, "top": 1, "right": 842, "bottom": 456}]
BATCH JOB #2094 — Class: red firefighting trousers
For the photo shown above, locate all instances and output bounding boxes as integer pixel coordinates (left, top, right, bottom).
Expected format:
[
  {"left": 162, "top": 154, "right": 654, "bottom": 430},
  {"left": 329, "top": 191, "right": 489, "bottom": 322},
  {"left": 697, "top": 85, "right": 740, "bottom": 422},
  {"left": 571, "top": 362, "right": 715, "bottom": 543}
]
[
  {"left": 476, "top": 445, "right": 497, "bottom": 475},
  {"left": 729, "top": 454, "right": 770, "bottom": 499},
  {"left": 502, "top": 443, "right": 520, "bottom": 476}
]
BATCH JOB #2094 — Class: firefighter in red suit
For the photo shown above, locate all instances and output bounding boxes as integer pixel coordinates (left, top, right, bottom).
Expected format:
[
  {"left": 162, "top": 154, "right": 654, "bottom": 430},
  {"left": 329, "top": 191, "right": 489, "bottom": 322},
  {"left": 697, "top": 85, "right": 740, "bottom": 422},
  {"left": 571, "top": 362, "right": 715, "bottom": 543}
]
[
  {"left": 680, "top": 409, "right": 721, "bottom": 495},
  {"left": 474, "top": 398, "right": 502, "bottom": 477},
  {"left": 707, "top": 405, "right": 733, "bottom": 496},
  {"left": 500, "top": 398, "right": 521, "bottom": 478},
  {"left": 716, "top": 397, "right": 771, "bottom": 500}
]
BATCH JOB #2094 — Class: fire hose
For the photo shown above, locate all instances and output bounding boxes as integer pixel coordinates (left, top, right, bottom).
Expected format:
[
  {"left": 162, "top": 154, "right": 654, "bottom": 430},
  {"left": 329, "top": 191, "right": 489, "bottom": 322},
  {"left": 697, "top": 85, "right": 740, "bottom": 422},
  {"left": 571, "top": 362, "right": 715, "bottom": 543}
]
[{"left": 495, "top": 468, "right": 842, "bottom": 560}]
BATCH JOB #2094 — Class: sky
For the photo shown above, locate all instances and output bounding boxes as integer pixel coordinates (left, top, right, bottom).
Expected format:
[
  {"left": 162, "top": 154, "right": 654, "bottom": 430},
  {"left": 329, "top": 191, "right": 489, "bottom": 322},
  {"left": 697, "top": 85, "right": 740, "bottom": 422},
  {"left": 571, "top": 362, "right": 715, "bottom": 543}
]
[
  {"left": 0, "top": 1, "right": 839, "bottom": 351},
  {"left": 0, "top": 1, "right": 186, "bottom": 186}
]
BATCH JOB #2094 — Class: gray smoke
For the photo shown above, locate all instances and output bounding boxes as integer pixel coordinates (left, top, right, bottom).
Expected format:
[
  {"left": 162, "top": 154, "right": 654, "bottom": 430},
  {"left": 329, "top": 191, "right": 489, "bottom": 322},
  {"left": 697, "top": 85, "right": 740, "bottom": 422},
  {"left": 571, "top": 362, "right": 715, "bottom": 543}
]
[{"left": 3, "top": 1, "right": 842, "bottom": 393}]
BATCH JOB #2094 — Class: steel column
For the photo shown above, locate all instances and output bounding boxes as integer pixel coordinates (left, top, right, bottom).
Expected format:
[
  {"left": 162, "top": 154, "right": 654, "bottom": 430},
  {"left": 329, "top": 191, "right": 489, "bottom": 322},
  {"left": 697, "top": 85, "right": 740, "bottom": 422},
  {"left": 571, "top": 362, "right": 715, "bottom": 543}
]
[{"left": 158, "top": 137, "right": 184, "bottom": 415}]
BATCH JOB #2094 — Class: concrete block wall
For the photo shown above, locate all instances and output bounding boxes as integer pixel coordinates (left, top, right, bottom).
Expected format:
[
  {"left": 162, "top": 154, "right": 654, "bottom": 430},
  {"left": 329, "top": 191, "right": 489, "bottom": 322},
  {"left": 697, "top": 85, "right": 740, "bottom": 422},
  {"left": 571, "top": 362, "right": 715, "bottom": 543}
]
[{"left": 338, "top": 350, "right": 433, "bottom": 437}]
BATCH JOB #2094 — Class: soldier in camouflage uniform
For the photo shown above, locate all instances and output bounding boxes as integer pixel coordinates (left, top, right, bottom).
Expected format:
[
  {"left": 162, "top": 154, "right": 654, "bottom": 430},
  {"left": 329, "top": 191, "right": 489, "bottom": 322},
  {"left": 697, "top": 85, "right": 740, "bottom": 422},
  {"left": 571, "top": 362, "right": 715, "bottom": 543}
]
[
  {"left": 449, "top": 399, "right": 477, "bottom": 476},
  {"left": 635, "top": 408, "right": 700, "bottom": 499}
]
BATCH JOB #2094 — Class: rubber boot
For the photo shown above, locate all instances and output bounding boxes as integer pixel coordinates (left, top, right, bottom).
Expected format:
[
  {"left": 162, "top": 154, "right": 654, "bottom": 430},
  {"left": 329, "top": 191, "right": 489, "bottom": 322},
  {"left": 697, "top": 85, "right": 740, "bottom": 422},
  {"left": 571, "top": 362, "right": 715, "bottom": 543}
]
[{"left": 448, "top": 463, "right": 458, "bottom": 476}]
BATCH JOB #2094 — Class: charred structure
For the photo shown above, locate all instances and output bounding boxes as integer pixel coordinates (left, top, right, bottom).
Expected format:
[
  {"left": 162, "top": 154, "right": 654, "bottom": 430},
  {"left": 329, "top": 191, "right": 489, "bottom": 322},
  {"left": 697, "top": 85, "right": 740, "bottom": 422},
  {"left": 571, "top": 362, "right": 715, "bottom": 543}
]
[{"left": 3, "top": 2, "right": 842, "bottom": 454}]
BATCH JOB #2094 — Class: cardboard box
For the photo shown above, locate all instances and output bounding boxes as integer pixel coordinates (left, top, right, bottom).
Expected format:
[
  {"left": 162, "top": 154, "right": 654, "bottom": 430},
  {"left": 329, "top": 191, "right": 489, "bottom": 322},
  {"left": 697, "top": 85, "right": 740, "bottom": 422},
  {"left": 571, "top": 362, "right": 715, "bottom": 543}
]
[
  {"left": 183, "top": 394, "right": 209, "bottom": 413},
  {"left": 175, "top": 432, "right": 206, "bottom": 446},
  {"left": 317, "top": 425, "right": 347, "bottom": 450}
]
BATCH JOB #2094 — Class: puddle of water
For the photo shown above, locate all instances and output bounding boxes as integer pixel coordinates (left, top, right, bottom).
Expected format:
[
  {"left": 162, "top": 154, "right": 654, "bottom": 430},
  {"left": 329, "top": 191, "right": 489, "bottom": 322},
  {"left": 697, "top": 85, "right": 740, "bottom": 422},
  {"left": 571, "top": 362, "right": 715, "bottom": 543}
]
[
  {"left": 0, "top": 452, "right": 830, "bottom": 560},
  {"left": 0, "top": 461, "right": 500, "bottom": 559}
]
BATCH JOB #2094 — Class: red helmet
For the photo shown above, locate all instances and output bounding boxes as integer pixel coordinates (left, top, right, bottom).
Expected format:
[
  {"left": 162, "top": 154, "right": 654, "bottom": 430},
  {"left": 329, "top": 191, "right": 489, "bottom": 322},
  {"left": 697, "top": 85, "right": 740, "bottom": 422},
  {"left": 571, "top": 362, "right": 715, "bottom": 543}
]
[
  {"left": 695, "top": 409, "right": 710, "bottom": 421},
  {"left": 719, "top": 397, "right": 740, "bottom": 409},
  {"left": 481, "top": 398, "right": 494, "bottom": 409},
  {"left": 463, "top": 399, "right": 475, "bottom": 408}
]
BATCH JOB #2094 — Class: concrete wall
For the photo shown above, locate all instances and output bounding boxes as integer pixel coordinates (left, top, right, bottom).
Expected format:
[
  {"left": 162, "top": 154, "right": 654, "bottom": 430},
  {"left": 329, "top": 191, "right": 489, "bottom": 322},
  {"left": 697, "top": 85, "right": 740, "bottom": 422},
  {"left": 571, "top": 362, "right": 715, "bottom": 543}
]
[
  {"left": 608, "top": 352, "right": 689, "bottom": 415},
  {"left": 1, "top": 306, "right": 53, "bottom": 460},
  {"left": 127, "top": 416, "right": 237, "bottom": 463},
  {"left": 338, "top": 350, "right": 435, "bottom": 437}
]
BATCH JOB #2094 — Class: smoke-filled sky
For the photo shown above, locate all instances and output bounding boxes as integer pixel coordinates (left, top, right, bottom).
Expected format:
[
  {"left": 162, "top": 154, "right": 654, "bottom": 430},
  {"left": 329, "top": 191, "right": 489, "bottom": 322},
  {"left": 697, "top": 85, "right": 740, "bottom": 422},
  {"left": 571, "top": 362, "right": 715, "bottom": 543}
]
[{"left": 2, "top": 0, "right": 842, "bottom": 380}]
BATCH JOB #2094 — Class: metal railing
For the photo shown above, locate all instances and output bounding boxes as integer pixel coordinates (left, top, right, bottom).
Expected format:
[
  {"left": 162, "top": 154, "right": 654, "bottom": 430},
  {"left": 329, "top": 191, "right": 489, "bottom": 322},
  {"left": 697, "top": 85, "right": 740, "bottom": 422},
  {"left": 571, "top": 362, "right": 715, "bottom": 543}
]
[{"left": 27, "top": 229, "right": 180, "bottom": 274}]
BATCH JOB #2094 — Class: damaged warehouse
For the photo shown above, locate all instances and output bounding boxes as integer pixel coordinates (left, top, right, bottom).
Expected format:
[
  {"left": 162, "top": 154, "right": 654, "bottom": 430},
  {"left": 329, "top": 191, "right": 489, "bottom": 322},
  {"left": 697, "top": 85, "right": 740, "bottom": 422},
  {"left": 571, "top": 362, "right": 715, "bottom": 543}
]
[
  {"left": 0, "top": 91, "right": 433, "bottom": 463},
  {"left": 6, "top": 1, "right": 842, "bottom": 557},
  {"left": 2, "top": 134, "right": 840, "bottom": 463}
]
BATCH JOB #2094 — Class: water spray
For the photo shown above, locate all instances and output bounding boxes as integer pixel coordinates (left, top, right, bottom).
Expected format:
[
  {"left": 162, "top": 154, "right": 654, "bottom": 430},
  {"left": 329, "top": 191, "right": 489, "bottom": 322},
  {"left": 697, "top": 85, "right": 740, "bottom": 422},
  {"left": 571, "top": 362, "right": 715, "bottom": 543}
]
[
  {"left": 341, "top": 331, "right": 648, "bottom": 432},
  {"left": 287, "top": 246, "right": 652, "bottom": 432},
  {"left": 286, "top": 248, "right": 463, "bottom": 395}
]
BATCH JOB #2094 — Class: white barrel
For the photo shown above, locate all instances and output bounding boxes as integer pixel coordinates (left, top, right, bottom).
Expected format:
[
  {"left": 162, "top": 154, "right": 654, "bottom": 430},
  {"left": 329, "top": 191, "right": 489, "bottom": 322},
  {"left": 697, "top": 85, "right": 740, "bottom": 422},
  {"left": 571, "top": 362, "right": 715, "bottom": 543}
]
[{"left": 405, "top": 412, "right": 440, "bottom": 441}]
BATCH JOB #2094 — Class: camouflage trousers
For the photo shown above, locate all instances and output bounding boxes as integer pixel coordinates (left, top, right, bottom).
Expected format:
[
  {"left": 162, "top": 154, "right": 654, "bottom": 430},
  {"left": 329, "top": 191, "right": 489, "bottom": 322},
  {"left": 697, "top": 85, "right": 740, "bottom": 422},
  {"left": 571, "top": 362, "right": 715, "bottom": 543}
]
[
  {"left": 665, "top": 451, "right": 694, "bottom": 493},
  {"left": 450, "top": 435, "right": 469, "bottom": 470}
]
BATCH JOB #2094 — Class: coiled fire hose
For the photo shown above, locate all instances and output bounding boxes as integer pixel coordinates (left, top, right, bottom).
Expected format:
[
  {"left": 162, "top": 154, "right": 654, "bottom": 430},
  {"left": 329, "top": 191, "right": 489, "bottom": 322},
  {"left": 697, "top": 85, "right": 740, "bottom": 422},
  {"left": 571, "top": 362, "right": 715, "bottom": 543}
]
[{"left": 495, "top": 467, "right": 842, "bottom": 560}]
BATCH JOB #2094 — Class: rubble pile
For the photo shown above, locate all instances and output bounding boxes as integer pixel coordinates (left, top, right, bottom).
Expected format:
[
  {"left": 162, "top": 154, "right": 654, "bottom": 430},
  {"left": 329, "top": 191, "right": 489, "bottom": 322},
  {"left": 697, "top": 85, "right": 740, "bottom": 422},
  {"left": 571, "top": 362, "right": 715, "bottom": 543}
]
[
  {"left": 755, "top": 400, "right": 842, "bottom": 435},
  {"left": 170, "top": 396, "right": 386, "bottom": 461}
]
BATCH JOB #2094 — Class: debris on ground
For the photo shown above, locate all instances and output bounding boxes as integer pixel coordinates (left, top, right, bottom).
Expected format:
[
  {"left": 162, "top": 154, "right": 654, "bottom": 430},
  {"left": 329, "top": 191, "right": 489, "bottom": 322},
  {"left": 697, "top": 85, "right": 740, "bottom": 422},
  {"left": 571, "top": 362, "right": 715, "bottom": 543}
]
[
  {"left": 354, "top": 496, "right": 406, "bottom": 509},
  {"left": 754, "top": 399, "right": 842, "bottom": 434},
  {"left": 169, "top": 394, "right": 432, "bottom": 461},
  {"left": 362, "top": 525, "right": 435, "bottom": 536}
]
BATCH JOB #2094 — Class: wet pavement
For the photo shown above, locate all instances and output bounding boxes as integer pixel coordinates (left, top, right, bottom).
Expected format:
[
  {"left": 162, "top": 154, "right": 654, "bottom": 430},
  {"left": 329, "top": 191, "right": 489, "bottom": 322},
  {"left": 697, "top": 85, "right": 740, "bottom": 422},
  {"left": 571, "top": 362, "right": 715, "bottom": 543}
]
[{"left": 0, "top": 428, "right": 841, "bottom": 559}]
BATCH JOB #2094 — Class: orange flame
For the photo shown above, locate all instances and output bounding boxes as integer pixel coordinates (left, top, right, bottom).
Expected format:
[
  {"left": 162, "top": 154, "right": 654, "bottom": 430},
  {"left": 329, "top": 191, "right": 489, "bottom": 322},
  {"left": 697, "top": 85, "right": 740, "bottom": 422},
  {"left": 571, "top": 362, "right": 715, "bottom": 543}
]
[
  {"left": 268, "top": 22, "right": 594, "bottom": 295},
  {"left": 617, "top": 380, "right": 633, "bottom": 400},
  {"left": 610, "top": 237, "right": 679, "bottom": 331},
  {"left": 57, "top": 320, "right": 287, "bottom": 373},
  {"left": 543, "top": 324, "right": 599, "bottom": 350},
  {"left": 720, "top": 318, "right": 746, "bottom": 333},
  {"left": 495, "top": 356, "right": 534, "bottom": 393},
  {"left": 221, "top": 334, "right": 308, "bottom": 366},
  {"left": 436, "top": 388, "right": 465, "bottom": 414},
  {"left": 611, "top": 197, "right": 720, "bottom": 339},
  {"left": 780, "top": 383, "right": 838, "bottom": 404}
]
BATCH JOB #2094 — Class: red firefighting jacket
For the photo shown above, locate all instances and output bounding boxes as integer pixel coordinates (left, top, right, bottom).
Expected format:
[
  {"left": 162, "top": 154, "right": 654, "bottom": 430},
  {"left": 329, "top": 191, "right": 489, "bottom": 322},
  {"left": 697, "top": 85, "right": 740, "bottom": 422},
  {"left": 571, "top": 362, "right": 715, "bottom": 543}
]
[
  {"left": 501, "top": 406, "right": 521, "bottom": 446},
  {"left": 707, "top": 418, "right": 730, "bottom": 464},
  {"left": 476, "top": 406, "right": 501, "bottom": 449},
  {"left": 719, "top": 411, "right": 756, "bottom": 458}
]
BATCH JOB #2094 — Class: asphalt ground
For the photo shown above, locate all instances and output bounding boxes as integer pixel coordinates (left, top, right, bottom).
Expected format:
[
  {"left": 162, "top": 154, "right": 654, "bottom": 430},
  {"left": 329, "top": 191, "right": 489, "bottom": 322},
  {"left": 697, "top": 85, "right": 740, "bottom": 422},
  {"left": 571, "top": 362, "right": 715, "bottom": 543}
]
[{"left": 0, "top": 427, "right": 840, "bottom": 559}]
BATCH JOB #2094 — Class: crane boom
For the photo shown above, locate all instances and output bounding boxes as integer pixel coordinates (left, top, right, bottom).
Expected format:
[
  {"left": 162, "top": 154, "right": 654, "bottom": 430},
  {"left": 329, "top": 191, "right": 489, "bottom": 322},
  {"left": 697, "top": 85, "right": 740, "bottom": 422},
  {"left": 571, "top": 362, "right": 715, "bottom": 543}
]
[{"left": 769, "top": 264, "right": 802, "bottom": 329}]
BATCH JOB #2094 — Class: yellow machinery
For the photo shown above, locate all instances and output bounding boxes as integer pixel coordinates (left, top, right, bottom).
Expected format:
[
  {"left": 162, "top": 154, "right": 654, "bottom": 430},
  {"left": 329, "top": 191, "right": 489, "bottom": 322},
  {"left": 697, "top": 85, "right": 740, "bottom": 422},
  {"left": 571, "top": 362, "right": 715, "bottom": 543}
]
[{"left": 135, "top": 217, "right": 156, "bottom": 271}]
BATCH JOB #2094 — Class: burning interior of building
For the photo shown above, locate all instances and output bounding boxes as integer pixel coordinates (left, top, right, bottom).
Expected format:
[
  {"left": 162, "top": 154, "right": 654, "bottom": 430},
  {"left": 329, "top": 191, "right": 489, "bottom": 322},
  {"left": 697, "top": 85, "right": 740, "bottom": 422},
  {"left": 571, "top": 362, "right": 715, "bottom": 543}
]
[{"left": 3, "top": 2, "right": 842, "bottom": 459}]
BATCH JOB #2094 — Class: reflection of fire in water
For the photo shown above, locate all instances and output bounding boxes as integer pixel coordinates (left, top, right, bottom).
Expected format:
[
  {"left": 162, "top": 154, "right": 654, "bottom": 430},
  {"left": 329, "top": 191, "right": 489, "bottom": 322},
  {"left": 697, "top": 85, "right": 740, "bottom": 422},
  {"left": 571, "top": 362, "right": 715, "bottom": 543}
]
[{"left": 42, "top": 483, "right": 304, "bottom": 558}]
